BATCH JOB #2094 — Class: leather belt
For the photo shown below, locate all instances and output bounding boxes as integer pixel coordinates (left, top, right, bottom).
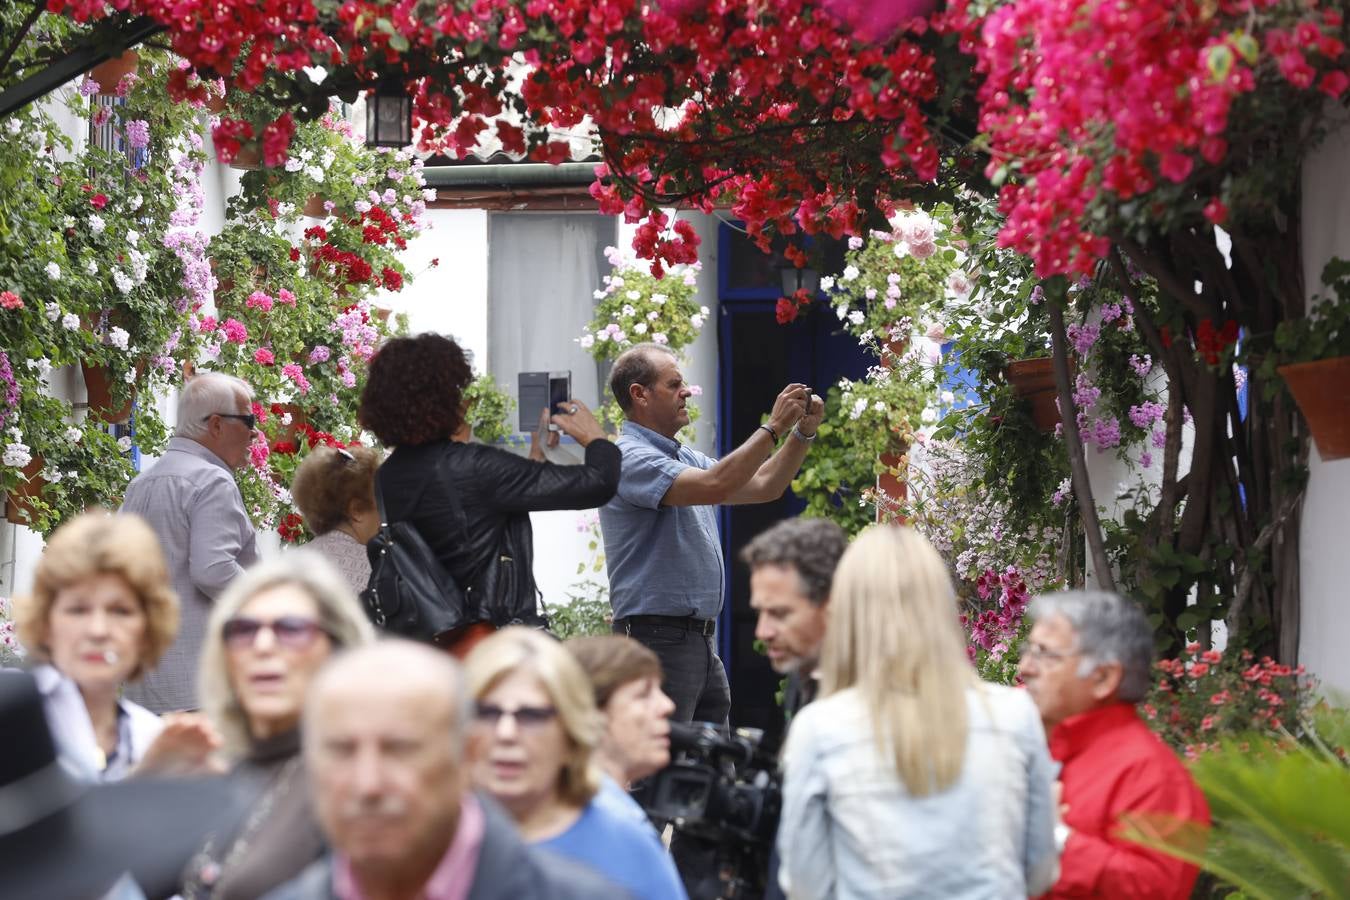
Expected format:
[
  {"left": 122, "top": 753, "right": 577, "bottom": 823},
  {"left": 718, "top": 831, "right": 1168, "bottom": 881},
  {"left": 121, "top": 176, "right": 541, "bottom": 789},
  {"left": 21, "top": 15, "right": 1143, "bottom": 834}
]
[{"left": 617, "top": 614, "right": 717, "bottom": 637}]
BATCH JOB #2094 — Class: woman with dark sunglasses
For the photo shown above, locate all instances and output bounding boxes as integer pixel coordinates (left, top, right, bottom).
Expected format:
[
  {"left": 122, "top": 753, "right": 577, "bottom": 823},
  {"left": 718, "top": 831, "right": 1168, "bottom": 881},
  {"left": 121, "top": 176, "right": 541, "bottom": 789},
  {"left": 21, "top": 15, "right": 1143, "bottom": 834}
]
[
  {"left": 178, "top": 554, "right": 374, "bottom": 900},
  {"left": 465, "top": 627, "right": 686, "bottom": 900}
]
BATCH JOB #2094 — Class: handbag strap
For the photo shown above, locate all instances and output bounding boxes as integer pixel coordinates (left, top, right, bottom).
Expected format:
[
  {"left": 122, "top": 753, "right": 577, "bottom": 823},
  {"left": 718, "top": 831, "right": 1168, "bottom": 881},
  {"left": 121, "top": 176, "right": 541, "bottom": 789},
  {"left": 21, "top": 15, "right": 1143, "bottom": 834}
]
[{"left": 374, "top": 443, "right": 468, "bottom": 536}]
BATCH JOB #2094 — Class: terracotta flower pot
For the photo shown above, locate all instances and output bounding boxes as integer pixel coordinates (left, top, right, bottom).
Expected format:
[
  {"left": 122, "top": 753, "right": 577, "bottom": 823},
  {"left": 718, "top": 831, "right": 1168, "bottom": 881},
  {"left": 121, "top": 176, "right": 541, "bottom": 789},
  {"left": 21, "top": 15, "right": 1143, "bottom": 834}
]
[
  {"left": 1005, "top": 357, "right": 1060, "bottom": 431},
  {"left": 302, "top": 194, "right": 328, "bottom": 218},
  {"left": 226, "top": 144, "right": 261, "bottom": 170},
  {"left": 1279, "top": 355, "right": 1350, "bottom": 461},
  {"left": 875, "top": 450, "right": 909, "bottom": 525},
  {"left": 4, "top": 456, "right": 46, "bottom": 525},
  {"left": 81, "top": 362, "right": 135, "bottom": 423},
  {"left": 89, "top": 51, "right": 138, "bottom": 94},
  {"left": 270, "top": 403, "right": 308, "bottom": 450}
]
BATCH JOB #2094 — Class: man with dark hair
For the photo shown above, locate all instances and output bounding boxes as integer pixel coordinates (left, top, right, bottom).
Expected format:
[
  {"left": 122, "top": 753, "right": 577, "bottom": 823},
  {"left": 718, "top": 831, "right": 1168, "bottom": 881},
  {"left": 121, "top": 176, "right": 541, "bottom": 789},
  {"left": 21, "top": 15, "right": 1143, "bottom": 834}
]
[
  {"left": 1018, "top": 590, "right": 1209, "bottom": 900},
  {"left": 741, "top": 517, "right": 847, "bottom": 716},
  {"left": 599, "top": 342, "right": 823, "bottom": 727}
]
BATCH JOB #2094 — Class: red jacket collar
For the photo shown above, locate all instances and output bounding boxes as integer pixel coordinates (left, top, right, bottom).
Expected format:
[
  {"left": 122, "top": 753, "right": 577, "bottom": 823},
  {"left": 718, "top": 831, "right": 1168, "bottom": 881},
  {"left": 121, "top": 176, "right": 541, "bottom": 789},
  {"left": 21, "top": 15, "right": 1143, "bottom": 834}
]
[{"left": 1048, "top": 702, "right": 1140, "bottom": 763}]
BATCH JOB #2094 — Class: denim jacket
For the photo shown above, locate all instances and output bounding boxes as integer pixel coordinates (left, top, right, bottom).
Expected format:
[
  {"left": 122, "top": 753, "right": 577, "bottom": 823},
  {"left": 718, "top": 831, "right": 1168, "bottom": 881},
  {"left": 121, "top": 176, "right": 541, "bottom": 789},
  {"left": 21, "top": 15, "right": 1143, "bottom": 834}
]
[{"left": 778, "top": 683, "right": 1059, "bottom": 899}]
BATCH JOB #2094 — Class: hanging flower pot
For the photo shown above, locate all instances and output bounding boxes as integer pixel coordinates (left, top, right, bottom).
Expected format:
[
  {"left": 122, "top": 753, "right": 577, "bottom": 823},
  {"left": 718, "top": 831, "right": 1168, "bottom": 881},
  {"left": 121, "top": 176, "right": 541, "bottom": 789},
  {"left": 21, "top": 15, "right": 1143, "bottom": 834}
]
[
  {"left": 1005, "top": 357, "right": 1060, "bottom": 431},
  {"left": 4, "top": 456, "right": 46, "bottom": 525},
  {"left": 81, "top": 362, "right": 135, "bottom": 423},
  {"left": 875, "top": 450, "right": 909, "bottom": 525},
  {"left": 1279, "top": 355, "right": 1350, "bottom": 461},
  {"left": 302, "top": 194, "right": 328, "bottom": 218},
  {"left": 270, "top": 403, "right": 308, "bottom": 450},
  {"left": 89, "top": 50, "right": 138, "bottom": 95},
  {"left": 226, "top": 143, "right": 261, "bottom": 170}
]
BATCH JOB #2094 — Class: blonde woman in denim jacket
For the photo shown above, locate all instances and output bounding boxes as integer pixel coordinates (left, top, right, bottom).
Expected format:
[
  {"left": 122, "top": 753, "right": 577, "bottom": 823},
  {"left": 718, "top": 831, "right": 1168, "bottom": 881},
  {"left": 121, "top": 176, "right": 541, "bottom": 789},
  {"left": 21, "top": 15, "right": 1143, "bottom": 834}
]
[{"left": 777, "top": 526, "right": 1060, "bottom": 899}]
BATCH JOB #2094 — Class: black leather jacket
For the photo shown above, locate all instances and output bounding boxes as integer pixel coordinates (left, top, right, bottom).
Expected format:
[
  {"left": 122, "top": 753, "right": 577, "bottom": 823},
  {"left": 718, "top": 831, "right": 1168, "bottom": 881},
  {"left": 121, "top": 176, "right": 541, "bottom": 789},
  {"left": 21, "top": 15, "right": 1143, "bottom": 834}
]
[{"left": 377, "top": 438, "right": 621, "bottom": 625}]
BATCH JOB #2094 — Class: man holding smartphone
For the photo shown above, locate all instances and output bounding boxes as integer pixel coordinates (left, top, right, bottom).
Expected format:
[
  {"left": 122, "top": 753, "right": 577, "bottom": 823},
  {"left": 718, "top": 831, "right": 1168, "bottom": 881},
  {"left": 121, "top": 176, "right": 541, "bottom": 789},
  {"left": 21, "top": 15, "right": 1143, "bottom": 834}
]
[{"left": 599, "top": 342, "right": 823, "bottom": 727}]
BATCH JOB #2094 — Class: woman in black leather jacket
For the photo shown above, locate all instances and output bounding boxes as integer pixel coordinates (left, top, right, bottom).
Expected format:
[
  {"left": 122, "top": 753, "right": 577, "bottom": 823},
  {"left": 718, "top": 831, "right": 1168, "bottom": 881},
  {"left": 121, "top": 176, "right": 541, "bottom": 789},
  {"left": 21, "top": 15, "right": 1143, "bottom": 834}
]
[{"left": 357, "top": 334, "right": 620, "bottom": 655}]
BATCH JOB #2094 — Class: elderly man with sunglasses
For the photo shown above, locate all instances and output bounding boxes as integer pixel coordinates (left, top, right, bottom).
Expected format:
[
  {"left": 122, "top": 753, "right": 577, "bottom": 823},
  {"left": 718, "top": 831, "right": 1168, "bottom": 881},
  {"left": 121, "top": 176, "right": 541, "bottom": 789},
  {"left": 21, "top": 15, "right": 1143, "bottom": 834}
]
[
  {"left": 1018, "top": 590, "right": 1209, "bottom": 900},
  {"left": 122, "top": 372, "right": 260, "bottom": 713}
]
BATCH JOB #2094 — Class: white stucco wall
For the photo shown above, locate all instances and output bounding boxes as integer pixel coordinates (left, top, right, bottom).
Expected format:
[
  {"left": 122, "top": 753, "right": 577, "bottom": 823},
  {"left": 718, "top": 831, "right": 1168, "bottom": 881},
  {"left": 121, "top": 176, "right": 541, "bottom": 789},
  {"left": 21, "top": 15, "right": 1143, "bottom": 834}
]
[{"left": 1297, "top": 111, "right": 1350, "bottom": 696}]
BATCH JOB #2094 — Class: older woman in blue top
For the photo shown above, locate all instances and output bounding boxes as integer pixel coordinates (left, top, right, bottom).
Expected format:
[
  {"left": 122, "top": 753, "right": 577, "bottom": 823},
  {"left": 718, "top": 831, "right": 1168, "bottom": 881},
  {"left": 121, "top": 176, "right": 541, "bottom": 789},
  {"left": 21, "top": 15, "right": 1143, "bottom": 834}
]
[
  {"left": 466, "top": 627, "right": 686, "bottom": 900},
  {"left": 777, "top": 526, "right": 1060, "bottom": 899}
]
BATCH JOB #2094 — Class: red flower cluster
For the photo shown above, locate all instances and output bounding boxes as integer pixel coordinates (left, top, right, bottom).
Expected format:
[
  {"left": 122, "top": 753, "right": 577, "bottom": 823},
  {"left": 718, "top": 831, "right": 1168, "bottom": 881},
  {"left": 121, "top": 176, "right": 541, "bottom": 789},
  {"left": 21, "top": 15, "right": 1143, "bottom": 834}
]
[
  {"left": 277, "top": 512, "right": 306, "bottom": 543},
  {"left": 775, "top": 288, "right": 815, "bottom": 325},
  {"left": 1195, "top": 318, "right": 1239, "bottom": 366}
]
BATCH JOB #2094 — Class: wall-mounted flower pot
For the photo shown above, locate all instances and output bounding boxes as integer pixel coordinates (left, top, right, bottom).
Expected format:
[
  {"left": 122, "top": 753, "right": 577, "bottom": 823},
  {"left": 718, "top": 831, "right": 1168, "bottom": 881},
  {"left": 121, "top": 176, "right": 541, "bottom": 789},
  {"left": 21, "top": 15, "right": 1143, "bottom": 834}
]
[
  {"left": 90, "top": 51, "right": 138, "bottom": 94},
  {"left": 4, "top": 456, "right": 45, "bottom": 525},
  {"left": 302, "top": 194, "right": 328, "bottom": 218},
  {"left": 225, "top": 144, "right": 261, "bottom": 170},
  {"left": 271, "top": 403, "right": 308, "bottom": 450},
  {"left": 1005, "top": 357, "right": 1060, "bottom": 431},
  {"left": 876, "top": 450, "right": 909, "bottom": 525},
  {"left": 81, "top": 362, "right": 135, "bottom": 423},
  {"left": 1279, "top": 355, "right": 1350, "bottom": 461}
]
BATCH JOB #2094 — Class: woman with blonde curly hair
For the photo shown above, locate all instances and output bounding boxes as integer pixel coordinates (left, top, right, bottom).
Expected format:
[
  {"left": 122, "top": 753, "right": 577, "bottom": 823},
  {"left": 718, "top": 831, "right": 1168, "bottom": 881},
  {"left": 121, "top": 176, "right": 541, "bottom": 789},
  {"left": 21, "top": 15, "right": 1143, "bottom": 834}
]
[
  {"left": 13, "top": 511, "right": 219, "bottom": 781},
  {"left": 466, "top": 627, "right": 686, "bottom": 899}
]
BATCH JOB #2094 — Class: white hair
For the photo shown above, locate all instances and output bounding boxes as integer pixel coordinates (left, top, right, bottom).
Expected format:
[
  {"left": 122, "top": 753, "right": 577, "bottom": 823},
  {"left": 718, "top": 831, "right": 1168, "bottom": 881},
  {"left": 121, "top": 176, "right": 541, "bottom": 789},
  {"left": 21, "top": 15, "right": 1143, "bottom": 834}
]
[
  {"left": 175, "top": 372, "right": 253, "bottom": 439},
  {"left": 1028, "top": 590, "right": 1155, "bottom": 703}
]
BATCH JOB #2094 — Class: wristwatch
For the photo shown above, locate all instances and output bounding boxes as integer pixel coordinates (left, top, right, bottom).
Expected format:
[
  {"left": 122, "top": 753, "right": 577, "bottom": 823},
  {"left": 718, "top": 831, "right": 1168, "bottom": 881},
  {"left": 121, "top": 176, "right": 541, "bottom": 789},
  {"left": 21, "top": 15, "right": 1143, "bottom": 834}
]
[{"left": 791, "top": 424, "right": 817, "bottom": 442}]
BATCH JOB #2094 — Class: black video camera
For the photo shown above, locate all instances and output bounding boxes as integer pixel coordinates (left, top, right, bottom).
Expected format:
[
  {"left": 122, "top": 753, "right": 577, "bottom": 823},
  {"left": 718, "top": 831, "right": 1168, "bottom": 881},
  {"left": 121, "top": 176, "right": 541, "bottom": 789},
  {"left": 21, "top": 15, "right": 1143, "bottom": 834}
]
[{"left": 637, "top": 721, "right": 782, "bottom": 899}]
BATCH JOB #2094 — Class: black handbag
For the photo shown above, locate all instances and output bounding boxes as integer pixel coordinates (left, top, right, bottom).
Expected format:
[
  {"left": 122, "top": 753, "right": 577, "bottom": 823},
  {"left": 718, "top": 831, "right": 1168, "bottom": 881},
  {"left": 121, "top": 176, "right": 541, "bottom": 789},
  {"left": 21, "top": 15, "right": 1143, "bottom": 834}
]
[{"left": 360, "top": 461, "right": 467, "bottom": 644}]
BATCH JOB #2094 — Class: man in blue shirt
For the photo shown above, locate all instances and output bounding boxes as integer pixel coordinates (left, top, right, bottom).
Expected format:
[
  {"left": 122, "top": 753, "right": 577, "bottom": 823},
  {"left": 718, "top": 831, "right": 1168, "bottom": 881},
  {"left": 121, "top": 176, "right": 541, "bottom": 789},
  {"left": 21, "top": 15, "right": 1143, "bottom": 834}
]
[{"left": 599, "top": 342, "right": 823, "bottom": 726}]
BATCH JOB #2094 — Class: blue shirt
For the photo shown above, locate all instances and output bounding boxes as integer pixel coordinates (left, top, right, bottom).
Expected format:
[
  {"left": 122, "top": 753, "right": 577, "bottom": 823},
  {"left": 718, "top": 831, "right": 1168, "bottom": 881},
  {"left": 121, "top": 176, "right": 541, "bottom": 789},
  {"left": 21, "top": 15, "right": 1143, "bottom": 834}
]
[
  {"left": 600, "top": 421, "right": 724, "bottom": 620},
  {"left": 535, "top": 799, "right": 687, "bottom": 900},
  {"left": 593, "top": 774, "right": 658, "bottom": 832}
]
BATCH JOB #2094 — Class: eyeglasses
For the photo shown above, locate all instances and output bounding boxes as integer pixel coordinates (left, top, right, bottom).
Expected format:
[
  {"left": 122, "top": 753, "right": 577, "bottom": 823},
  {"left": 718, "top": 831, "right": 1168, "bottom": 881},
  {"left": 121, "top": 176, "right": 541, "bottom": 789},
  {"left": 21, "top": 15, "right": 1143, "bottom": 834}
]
[
  {"left": 1021, "top": 642, "right": 1081, "bottom": 664},
  {"left": 474, "top": 703, "right": 558, "bottom": 729},
  {"left": 221, "top": 615, "right": 331, "bottom": 651},
  {"left": 205, "top": 412, "right": 257, "bottom": 430}
]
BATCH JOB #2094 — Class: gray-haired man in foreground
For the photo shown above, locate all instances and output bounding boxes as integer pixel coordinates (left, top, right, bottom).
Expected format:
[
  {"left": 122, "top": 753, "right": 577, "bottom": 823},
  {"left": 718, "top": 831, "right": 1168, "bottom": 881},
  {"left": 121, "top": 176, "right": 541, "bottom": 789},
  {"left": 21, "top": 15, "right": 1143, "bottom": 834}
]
[{"left": 264, "top": 641, "right": 622, "bottom": 900}]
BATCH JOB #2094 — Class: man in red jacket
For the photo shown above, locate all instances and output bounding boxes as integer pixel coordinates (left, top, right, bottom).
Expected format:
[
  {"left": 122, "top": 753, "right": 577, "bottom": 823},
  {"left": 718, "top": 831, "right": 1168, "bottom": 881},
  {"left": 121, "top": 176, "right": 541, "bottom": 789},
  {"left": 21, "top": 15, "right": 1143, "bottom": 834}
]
[{"left": 1019, "top": 590, "right": 1209, "bottom": 899}]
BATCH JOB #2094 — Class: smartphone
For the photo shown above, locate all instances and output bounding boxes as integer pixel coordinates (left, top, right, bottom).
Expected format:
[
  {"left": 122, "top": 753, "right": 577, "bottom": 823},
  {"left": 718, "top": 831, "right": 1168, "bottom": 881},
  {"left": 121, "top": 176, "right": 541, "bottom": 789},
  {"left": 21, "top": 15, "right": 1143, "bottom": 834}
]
[{"left": 518, "top": 370, "right": 572, "bottom": 432}]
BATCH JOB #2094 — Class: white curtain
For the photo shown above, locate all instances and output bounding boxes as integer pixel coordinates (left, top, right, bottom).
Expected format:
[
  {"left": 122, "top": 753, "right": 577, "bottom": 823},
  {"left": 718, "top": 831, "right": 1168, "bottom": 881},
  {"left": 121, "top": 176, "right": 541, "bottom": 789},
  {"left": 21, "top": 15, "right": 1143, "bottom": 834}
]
[{"left": 487, "top": 213, "right": 616, "bottom": 430}]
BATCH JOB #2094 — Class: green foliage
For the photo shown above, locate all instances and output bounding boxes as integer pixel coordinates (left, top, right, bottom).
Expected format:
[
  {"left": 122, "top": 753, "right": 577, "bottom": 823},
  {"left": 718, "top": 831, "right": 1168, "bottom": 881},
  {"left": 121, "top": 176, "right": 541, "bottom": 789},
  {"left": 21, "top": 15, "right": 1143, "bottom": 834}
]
[
  {"left": 464, "top": 373, "right": 516, "bottom": 444},
  {"left": 1122, "top": 705, "right": 1350, "bottom": 900},
  {"left": 581, "top": 261, "right": 704, "bottom": 360},
  {"left": 1254, "top": 257, "right": 1350, "bottom": 391},
  {"left": 548, "top": 583, "right": 612, "bottom": 640}
]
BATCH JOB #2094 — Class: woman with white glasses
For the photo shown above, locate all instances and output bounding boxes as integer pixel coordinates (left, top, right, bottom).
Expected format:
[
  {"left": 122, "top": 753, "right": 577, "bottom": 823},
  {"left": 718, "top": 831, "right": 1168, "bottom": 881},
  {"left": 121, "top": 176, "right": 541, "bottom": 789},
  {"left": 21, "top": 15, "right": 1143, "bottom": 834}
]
[{"left": 179, "top": 553, "right": 374, "bottom": 900}]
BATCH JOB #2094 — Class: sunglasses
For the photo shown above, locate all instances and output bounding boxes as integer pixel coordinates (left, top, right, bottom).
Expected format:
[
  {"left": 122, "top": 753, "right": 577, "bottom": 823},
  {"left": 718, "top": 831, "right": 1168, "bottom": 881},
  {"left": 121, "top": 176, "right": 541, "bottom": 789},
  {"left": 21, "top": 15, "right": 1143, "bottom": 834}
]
[
  {"left": 221, "top": 615, "right": 330, "bottom": 651},
  {"left": 474, "top": 703, "right": 558, "bottom": 729},
  {"left": 205, "top": 412, "right": 257, "bottom": 430}
]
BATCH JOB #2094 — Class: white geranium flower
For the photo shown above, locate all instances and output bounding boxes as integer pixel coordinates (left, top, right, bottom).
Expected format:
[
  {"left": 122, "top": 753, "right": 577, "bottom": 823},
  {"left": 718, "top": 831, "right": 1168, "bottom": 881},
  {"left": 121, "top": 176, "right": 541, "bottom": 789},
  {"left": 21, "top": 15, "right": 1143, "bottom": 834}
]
[
  {"left": 848, "top": 310, "right": 866, "bottom": 326},
  {"left": 45, "top": 262, "right": 61, "bottom": 281},
  {"left": 88, "top": 214, "right": 106, "bottom": 235},
  {"left": 305, "top": 165, "right": 325, "bottom": 183},
  {"left": 117, "top": 436, "right": 133, "bottom": 452},
  {"left": 626, "top": 290, "right": 641, "bottom": 301},
  {"left": 819, "top": 275, "right": 836, "bottom": 292},
  {"left": 65, "top": 427, "right": 82, "bottom": 443},
  {"left": 45, "top": 302, "right": 59, "bottom": 322},
  {"left": 653, "top": 332, "right": 668, "bottom": 344},
  {"left": 129, "top": 194, "right": 142, "bottom": 211},
  {"left": 3, "top": 442, "right": 32, "bottom": 468},
  {"left": 593, "top": 290, "right": 607, "bottom": 300},
  {"left": 835, "top": 304, "right": 848, "bottom": 321},
  {"left": 108, "top": 326, "right": 130, "bottom": 350},
  {"left": 849, "top": 398, "right": 868, "bottom": 420},
  {"left": 647, "top": 310, "right": 660, "bottom": 321},
  {"left": 123, "top": 368, "right": 136, "bottom": 384},
  {"left": 621, "top": 305, "right": 636, "bottom": 317},
  {"left": 699, "top": 306, "right": 710, "bottom": 316},
  {"left": 125, "top": 229, "right": 140, "bottom": 245},
  {"left": 578, "top": 334, "right": 595, "bottom": 349},
  {"left": 86, "top": 259, "right": 98, "bottom": 275},
  {"left": 690, "top": 314, "right": 704, "bottom": 329},
  {"left": 62, "top": 215, "right": 76, "bottom": 229},
  {"left": 921, "top": 407, "right": 937, "bottom": 424},
  {"left": 633, "top": 322, "right": 648, "bottom": 334},
  {"left": 284, "top": 157, "right": 304, "bottom": 172},
  {"left": 113, "top": 269, "right": 134, "bottom": 294},
  {"left": 62, "top": 313, "right": 80, "bottom": 330},
  {"left": 841, "top": 265, "right": 860, "bottom": 282},
  {"left": 651, "top": 293, "right": 667, "bottom": 305}
]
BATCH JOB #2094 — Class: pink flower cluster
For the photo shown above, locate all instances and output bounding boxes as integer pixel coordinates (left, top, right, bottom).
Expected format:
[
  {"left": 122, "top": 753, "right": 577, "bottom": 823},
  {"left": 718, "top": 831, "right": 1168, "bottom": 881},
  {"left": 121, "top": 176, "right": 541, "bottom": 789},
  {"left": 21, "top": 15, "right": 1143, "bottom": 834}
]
[{"left": 961, "top": 566, "right": 1031, "bottom": 663}]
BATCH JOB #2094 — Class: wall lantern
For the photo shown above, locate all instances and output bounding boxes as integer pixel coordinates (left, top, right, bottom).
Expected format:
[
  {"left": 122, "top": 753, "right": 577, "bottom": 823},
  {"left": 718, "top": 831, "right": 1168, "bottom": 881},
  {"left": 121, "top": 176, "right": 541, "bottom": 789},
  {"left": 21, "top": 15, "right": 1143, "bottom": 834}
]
[
  {"left": 779, "top": 265, "right": 821, "bottom": 297},
  {"left": 365, "top": 83, "right": 412, "bottom": 149}
]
